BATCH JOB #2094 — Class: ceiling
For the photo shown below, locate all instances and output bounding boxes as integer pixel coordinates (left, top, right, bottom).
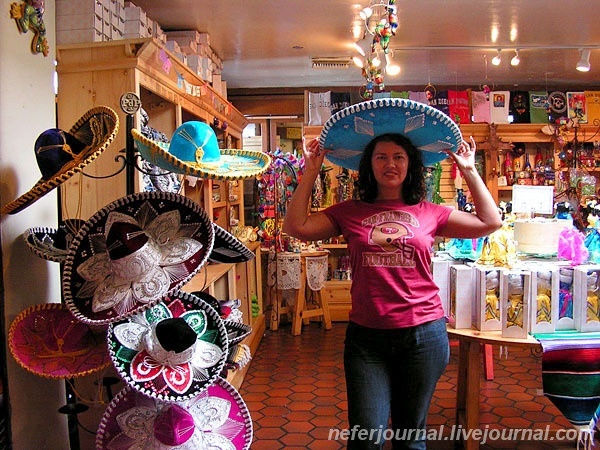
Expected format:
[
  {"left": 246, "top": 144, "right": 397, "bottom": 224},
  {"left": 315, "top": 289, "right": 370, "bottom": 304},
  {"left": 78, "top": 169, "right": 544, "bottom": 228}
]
[{"left": 134, "top": 0, "right": 600, "bottom": 92}]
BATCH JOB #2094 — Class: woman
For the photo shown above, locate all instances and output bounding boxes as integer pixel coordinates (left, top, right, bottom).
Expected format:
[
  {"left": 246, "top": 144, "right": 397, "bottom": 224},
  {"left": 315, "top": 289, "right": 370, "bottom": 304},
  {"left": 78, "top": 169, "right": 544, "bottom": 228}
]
[{"left": 283, "top": 102, "right": 501, "bottom": 450}]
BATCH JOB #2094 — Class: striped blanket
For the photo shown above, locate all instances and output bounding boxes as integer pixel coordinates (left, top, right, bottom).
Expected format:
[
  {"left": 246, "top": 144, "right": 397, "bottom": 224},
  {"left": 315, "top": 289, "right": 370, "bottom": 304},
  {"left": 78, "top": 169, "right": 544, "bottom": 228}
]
[{"left": 534, "top": 331, "right": 600, "bottom": 448}]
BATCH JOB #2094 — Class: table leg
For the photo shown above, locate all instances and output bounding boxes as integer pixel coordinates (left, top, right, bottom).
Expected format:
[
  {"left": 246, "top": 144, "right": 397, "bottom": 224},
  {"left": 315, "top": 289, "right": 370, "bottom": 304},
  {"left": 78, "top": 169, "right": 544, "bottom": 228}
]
[
  {"left": 455, "top": 340, "right": 481, "bottom": 450},
  {"left": 292, "top": 260, "right": 307, "bottom": 336}
]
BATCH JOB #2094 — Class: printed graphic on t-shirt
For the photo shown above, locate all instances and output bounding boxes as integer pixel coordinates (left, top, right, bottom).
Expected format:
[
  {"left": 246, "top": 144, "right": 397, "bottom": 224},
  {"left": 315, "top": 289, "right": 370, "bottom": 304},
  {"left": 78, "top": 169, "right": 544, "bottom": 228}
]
[{"left": 362, "top": 210, "right": 417, "bottom": 267}]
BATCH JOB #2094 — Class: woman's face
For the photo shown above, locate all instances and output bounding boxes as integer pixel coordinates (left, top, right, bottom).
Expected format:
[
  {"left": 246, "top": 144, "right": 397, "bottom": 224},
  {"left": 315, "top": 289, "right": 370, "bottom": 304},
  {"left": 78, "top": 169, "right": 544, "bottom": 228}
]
[{"left": 371, "top": 140, "right": 409, "bottom": 194}]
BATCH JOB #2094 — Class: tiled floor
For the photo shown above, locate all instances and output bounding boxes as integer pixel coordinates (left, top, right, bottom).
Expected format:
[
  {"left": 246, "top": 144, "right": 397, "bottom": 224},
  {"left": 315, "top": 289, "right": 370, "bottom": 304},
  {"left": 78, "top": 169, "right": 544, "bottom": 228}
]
[{"left": 239, "top": 322, "right": 598, "bottom": 449}]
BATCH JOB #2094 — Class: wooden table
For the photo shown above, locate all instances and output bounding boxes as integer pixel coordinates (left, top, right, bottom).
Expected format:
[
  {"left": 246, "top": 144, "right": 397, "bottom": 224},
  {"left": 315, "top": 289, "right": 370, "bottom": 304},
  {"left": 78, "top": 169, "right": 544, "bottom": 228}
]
[
  {"left": 291, "top": 250, "right": 331, "bottom": 335},
  {"left": 447, "top": 327, "right": 541, "bottom": 450}
]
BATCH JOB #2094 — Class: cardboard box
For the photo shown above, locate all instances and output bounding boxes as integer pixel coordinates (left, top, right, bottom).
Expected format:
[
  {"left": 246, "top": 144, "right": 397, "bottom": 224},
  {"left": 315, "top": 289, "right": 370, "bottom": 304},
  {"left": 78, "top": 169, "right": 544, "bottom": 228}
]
[
  {"left": 556, "top": 267, "right": 576, "bottom": 330},
  {"left": 500, "top": 269, "right": 530, "bottom": 338},
  {"left": 56, "top": 0, "right": 104, "bottom": 18},
  {"left": 56, "top": 13, "right": 103, "bottom": 32},
  {"left": 573, "top": 265, "right": 600, "bottom": 332},
  {"left": 449, "top": 265, "right": 474, "bottom": 329},
  {"left": 473, "top": 266, "right": 503, "bottom": 331},
  {"left": 528, "top": 266, "right": 559, "bottom": 334},
  {"left": 431, "top": 257, "right": 452, "bottom": 317},
  {"left": 56, "top": 28, "right": 104, "bottom": 45}
]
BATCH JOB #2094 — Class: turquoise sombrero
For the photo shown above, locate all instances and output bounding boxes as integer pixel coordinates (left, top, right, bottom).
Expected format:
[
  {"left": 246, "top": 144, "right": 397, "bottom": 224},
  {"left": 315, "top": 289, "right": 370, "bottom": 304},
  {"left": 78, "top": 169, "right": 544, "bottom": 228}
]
[
  {"left": 319, "top": 98, "right": 463, "bottom": 170},
  {"left": 132, "top": 121, "right": 271, "bottom": 181}
]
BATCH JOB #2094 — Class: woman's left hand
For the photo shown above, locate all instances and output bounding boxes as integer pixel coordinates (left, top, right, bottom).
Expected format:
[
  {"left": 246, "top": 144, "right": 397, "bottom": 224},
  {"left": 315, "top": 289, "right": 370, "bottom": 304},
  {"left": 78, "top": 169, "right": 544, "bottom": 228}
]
[{"left": 446, "top": 136, "right": 476, "bottom": 172}]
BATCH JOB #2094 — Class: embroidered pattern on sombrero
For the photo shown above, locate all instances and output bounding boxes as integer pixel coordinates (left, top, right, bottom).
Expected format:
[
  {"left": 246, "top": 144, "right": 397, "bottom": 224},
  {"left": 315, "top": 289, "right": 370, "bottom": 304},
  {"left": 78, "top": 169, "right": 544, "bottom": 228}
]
[
  {"left": 107, "top": 290, "right": 229, "bottom": 402},
  {"left": 319, "top": 98, "right": 462, "bottom": 171},
  {"left": 96, "top": 377, "right": 253, "bottom": 449},
  {"left": 62, "top": 191, "right": 214, "bottom": 325}
]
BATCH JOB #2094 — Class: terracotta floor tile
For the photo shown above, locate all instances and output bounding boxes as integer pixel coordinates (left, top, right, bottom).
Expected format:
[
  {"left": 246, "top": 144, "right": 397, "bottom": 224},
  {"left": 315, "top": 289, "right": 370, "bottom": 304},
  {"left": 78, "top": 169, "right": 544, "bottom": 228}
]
[{"left": 239, "top": 323, "right": 599, "bottom": 449}]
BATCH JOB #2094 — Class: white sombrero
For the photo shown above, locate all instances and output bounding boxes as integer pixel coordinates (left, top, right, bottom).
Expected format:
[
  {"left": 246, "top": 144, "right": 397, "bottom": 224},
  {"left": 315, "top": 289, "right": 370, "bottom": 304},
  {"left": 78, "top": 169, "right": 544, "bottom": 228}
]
[
  {"left": 62, "top": 192, "right": 214, "bottom": 325},
  {"left": 133, "top": 121, "right": 271, "bottom": 181},
  {"left": 319, "top": 98, "right": 462, "bottom": 170}
]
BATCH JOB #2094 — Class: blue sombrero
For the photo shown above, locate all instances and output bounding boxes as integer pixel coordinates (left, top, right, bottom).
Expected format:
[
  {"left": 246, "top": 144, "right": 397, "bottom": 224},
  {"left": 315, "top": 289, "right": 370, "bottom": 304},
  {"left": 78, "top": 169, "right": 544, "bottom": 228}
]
[
  {"left": 132, "top": 121, "right": 271, "bottom": 181},
  {"left": 319, "top": 98, "right": 462, "bottom": 170}
]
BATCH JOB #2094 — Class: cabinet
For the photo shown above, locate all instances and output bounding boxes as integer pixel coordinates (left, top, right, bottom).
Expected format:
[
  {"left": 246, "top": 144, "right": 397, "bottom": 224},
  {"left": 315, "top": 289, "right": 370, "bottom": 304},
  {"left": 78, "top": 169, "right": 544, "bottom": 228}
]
[{"left": 55, "top": 38, "right": 265, "bottom": 388}]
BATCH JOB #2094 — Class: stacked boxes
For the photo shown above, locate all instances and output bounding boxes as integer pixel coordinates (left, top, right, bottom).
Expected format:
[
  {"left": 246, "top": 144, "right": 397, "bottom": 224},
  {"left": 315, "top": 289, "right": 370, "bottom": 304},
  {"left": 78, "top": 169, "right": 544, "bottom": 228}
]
[
  {"left": 528, "top": 265, "right": 559, "bottom": 334},
  {"left": 164, "top": 30, "right": 225, "bottom": 91},
  {"left": 573, "top": 265, "right": 600, "bottom": 332},
  {"left": 473, "top": 266, "right": 503, "bottom": 331},
  {"left": 500, "top": 269, "right": 531, "bottom": 338},
  {"left": 56, "top": 0, "right": 125, "bottom": 45},
  {"left": 449, "top": 264, "right": 474, "bottom": 329}
]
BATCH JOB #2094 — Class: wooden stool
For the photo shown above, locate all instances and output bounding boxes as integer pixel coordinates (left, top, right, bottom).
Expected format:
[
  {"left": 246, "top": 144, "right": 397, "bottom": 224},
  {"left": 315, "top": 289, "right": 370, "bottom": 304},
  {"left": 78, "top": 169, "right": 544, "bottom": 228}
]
[
  {"left": 292, "top": 253, "right": 332, "bottom": 335},
  {"left": 269, "top": 252, "right": 301, "bottom": 331}
]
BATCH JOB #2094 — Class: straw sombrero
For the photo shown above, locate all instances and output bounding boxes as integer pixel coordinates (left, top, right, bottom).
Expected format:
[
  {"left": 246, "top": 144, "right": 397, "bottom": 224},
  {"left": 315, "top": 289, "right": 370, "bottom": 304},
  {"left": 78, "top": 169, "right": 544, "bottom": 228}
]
[
  {"left": 8, "top": 303, "right": 110, "bottom": 379},
  {"left": 1, "top": 106, "right": 119, "bottom": 215},
  {"left": 132, "top": 121, "right": 271, "bottom": 181},
  {"left": 107, "top": 290, "right": 229, "bottom": 402},
  {"left": 319, "top": 98, "right": 463, "bottom": 170},
  {"left": 62, "top": 191, "right": 214, "bottom": 325},
  {"left": 210, "top": 223, "right": 255, "bottom": 264},
  {"left": 96, "top": 377, "right": 253, "bottom": 449},
  {"left": 23, "top": 219, "right": 86, "bottom": 263}
]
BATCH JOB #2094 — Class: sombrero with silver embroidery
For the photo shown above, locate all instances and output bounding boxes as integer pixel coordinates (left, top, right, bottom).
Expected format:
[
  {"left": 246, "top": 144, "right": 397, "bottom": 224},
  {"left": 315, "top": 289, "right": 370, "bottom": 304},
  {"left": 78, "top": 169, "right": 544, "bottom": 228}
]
[
  {"left": 62, "top": 191, "right": 214, "bottom": 325},
  {"left": 319, "top": 98, "right": 462, "bottom": 170},
  {"left": 106, "top": 290, "right": 228, "bottom": 402},
  {"left": 1, "top": 106, "right": 119, "bottom": 215},
  {"left": 210, "top": 223, "right": 255, "bottom": 264},
  {"left": 132, "top": 121, "right": 272, "bottom": 181},
  {"left": 96, "top": 377, "right": 253, "bottom": 449},
  {"left": 23, "top": 219, "right": 86, "bottom": 263},
  {"left": 8, "top": 303, "right": 110, "bottom": 379}
]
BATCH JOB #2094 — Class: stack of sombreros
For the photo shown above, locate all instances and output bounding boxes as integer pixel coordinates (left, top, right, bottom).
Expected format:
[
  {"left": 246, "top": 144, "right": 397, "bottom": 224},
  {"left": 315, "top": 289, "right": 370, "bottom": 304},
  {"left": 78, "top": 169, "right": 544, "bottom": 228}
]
[{"left": 7, "top": 113, "right": 263, "bottom": 449}]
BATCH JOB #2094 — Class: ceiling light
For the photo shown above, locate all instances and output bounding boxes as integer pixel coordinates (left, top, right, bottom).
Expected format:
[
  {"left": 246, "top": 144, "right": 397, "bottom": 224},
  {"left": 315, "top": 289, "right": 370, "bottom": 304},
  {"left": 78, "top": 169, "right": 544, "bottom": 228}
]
[
  {"left": 385, "top": 53, "right": 400, "bottom": 76},
  {"left": 354, "top": 36, "right": 372, "bottom": 57},
  {"left": 359, "top": 6, "right": 373, "bottom": 20},
  {"left": 511, "top": 50, "right": 520, "bottom": 66},
  {"left": 491, "top": 49, "right": 501, "bottom": 66},
  {"left": 352, "top": 56, "right": 365, "bottom": 68},
  {"left": 576, "top": 49, "right": 591, "bottom": 72}
]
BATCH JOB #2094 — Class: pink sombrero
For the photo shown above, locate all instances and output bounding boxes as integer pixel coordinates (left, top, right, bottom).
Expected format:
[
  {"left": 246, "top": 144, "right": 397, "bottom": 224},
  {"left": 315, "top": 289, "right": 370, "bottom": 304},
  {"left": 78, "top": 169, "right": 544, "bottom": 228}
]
[
  {"left": 1, "top": 106, "right": 119, "bottom": 215},
  {"left": 96, "top": 377, "right": 253, "bottom": 449},
  {"left": 8, "top": 303, "right": 110, "bottom": 379},
  {"left": 107, "top": 290, "right": 229, "bottom": 402},
  {"left": 62, "top": 191, "right": 214, "bottom": 325}
]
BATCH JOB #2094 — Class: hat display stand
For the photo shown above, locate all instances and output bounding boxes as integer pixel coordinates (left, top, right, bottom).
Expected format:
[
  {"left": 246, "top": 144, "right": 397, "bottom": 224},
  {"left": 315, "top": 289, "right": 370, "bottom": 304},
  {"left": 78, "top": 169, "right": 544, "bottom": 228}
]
[{"left": 59, "top": 94, "right": 254, "bottom": 448}]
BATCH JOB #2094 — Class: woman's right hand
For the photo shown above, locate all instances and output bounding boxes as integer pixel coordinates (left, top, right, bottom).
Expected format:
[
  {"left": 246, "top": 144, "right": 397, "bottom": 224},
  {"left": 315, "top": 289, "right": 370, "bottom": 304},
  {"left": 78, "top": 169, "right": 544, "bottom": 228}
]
[{"left": 302, "top": 138, "right": 326, "bottom": 173}]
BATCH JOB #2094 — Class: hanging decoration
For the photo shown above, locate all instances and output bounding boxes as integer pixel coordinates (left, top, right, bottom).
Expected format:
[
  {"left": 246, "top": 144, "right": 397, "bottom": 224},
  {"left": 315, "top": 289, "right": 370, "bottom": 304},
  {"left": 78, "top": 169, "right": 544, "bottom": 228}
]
[
  {"left": 10, "top": 0, "right": 49, "bottom": 56},
  {"left": 353, "top": 0, "right": 399, "bottom": 100}
]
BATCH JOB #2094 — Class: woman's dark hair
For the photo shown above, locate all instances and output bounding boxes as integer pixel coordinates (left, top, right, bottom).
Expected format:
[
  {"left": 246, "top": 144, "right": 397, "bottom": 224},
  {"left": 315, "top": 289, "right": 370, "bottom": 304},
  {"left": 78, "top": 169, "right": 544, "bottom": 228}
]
[{"left": 356, "top": 133, "right": 426, "bottom": 204}]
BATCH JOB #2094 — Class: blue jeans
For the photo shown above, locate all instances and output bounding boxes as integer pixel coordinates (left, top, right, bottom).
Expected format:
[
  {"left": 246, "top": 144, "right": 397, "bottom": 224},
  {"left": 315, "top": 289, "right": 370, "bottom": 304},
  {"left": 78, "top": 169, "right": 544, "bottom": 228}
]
[{"left": 344, "top": 318, "right": 449, "bottom": 450}]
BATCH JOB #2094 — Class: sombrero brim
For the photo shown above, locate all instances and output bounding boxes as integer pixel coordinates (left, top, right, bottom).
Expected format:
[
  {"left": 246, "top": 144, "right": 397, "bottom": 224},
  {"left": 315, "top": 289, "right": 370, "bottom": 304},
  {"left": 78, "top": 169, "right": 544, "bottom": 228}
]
[
  {"left": 1, "top": 106, "right": 119, "bottom": 215},
  {"left": 319, "top": 98, "right": 462, "bottom": 170},
  {"left": 62, "top": 191, "right": 214, "bottom": 325},
  {"left": 96, "top": 377, "right": 253, "bottom": 450},
  {"left": 210, "top": 223, "right": 255, "bottom": 264},
  {"left": 8, "top": 303, "right": 110, "bottom": 379},
  {"left": 107, "top": 290, "right": 229, "bottom": 402},
  {"left": 132, "top": 128, "right": 272, "bottom": 181},
  {"left": 23, "top": 220, "right": 86, "bottom": 263}
]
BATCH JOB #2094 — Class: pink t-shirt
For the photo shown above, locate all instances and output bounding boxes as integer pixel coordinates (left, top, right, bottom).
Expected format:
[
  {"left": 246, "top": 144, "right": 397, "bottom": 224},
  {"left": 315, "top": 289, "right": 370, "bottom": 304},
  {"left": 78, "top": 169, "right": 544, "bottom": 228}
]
[{"left": 323, "top": 199, "right": 452, "bottom": 329}]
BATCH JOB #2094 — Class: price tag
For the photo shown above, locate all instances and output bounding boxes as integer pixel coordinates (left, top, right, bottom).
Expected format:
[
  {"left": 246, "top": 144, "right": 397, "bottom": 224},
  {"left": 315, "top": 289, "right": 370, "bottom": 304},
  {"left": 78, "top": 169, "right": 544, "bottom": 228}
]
[{"left": 511, "top": 185, "right": 554, "bottom": 215}]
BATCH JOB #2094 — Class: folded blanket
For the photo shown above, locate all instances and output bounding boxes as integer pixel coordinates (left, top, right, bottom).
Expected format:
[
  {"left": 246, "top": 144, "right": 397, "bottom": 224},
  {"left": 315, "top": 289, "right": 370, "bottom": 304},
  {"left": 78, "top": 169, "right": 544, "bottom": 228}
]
[{"left": 535, "top": 331, "right": 600, "bottom": 449}]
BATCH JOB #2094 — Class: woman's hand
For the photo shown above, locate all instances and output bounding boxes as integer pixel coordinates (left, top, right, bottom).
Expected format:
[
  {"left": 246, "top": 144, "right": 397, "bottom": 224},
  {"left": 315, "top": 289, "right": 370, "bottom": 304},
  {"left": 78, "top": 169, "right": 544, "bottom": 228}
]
[
  {"left": 446, "top": 136, "right": 477, "bottom": 173},
  {"left": 303, "top": 138, "right": 327, "bottom": 173}
]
